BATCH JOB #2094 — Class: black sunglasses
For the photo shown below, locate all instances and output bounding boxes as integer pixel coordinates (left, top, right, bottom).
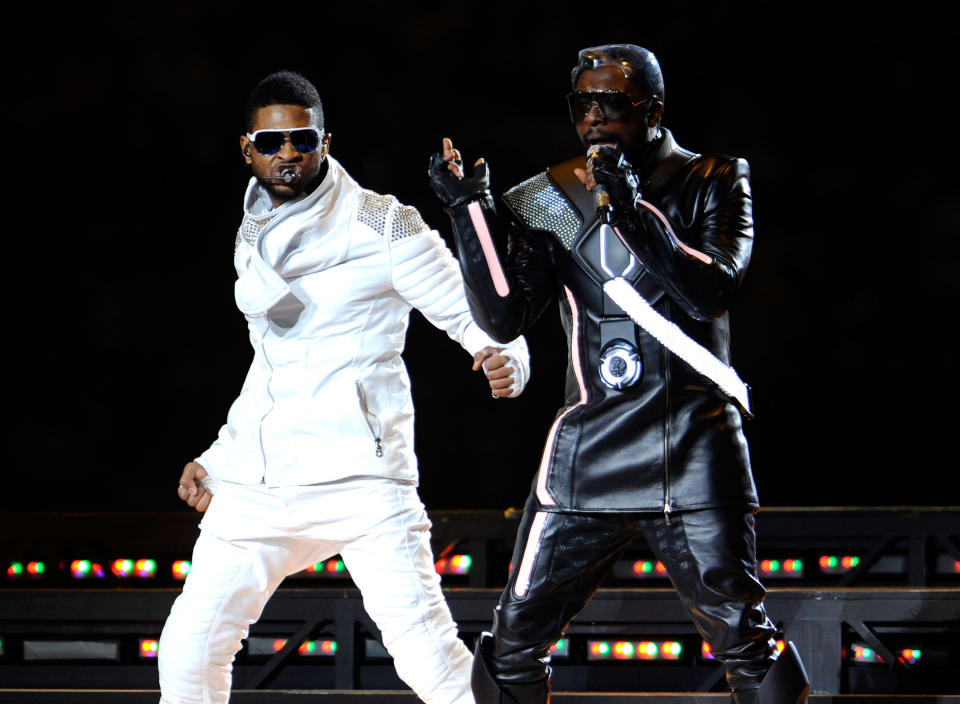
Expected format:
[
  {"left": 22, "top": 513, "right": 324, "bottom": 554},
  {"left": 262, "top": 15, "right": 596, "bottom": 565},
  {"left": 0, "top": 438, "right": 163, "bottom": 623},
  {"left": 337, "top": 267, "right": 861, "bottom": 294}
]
[
  {"left": 566, "top": 92, "right": 648, "bottom": 122},
  {"left": 246, "top": 127, "right": 324, "bottom": 156}
]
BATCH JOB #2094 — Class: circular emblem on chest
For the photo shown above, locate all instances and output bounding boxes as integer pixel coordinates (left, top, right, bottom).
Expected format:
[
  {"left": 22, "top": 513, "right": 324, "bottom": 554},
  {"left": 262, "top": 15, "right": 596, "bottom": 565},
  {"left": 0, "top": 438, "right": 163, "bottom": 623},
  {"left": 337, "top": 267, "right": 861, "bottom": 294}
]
[{"left": 598, "top": 340, "right": 643, "bottom": 390}]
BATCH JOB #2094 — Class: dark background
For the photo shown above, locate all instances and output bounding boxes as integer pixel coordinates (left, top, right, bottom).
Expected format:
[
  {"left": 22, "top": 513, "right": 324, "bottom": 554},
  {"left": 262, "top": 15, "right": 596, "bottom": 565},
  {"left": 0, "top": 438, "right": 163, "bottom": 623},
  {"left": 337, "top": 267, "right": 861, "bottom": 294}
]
[{"left": 5, "top": 2, "right": 957, "bottom": 513}]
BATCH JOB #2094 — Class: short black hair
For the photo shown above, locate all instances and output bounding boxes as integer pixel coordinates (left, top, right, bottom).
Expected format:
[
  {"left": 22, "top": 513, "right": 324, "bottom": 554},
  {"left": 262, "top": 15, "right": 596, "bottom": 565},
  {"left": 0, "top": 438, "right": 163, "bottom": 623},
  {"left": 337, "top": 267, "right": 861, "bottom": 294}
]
[
  {"left": 245, "top": 70, "right": 324, "bottom": 132},
  {"left": 571, "top": 44, "right": 665, "bottom": 104}
]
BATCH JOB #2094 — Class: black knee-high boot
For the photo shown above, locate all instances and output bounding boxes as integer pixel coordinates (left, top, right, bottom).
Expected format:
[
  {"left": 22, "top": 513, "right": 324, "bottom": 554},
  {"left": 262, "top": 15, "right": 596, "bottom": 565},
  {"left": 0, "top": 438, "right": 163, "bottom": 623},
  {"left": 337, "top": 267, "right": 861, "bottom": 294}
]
[
  {"left": 471, "top": 633, "right": 551, "bottom": 704},
  {"left": 731, "top": 641, "right": 810, "bottom": 704}
]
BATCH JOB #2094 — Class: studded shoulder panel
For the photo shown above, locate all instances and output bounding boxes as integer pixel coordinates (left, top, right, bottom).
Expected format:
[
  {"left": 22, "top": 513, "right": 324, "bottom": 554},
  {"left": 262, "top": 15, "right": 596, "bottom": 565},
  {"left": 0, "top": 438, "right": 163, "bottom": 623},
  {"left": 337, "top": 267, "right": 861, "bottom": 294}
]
[
  {"left": 390, "top": 204, "right": 429, "bottom": 242},
  {"left": 358, "top": 190, "right": 396, "bottom": 235},
  {"left": 502, "top": 172, "right": 582, "bottom": 250}
]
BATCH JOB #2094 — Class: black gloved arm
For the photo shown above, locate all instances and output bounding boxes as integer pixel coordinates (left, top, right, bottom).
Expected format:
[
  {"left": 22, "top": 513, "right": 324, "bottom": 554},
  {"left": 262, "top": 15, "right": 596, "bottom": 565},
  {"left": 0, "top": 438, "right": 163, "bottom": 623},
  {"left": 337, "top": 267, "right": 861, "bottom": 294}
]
[
  {"left": 428, "top": 151, "right": 552, "bottom": 342},
  {"left": 596, "top": 154, "right": 754, "bottom": 321}
]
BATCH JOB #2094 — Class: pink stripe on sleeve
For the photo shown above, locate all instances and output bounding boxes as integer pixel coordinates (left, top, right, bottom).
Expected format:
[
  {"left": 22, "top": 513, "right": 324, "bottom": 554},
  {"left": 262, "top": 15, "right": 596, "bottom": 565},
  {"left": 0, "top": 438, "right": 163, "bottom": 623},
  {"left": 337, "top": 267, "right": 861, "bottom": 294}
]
[{"left": 467, "top": 201, "right": 511, "bottom": 297}]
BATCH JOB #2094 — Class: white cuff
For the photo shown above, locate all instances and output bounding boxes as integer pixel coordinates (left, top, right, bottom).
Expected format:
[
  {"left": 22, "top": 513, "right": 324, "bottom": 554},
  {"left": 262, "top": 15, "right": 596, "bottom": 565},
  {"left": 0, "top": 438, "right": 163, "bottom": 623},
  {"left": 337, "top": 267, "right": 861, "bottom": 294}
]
[
  {"left": 193, "top": 458, "right": 222, "bottom": 496},
  {"left": 495, "top": 336, "right": 530, "bottom": 397}
]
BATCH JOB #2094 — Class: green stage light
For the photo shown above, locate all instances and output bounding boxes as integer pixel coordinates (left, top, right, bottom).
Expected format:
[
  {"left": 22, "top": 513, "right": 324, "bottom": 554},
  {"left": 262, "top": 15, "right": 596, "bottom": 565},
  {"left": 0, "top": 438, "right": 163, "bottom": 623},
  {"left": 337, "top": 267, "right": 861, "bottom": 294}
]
[{"left": 435, "top": 554, "right": 472, "bottom": 575}]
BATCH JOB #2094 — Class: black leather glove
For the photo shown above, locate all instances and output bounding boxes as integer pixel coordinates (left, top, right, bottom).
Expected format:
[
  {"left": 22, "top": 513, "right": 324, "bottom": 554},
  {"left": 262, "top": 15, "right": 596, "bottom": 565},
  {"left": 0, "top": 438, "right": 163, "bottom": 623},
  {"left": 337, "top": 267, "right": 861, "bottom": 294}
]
[
  {"left": 428, "top": 152, "right": 491, "bottom": 209},
  {"left": 588, "top": 145, "right": 640, "bottom": 223}
]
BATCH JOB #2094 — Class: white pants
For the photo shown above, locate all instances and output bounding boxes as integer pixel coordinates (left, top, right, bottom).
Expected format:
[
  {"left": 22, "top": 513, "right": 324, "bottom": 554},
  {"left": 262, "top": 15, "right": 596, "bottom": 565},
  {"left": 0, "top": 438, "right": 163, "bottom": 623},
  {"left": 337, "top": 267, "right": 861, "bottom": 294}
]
[{"left": 158, "top": 478, "right": 474, "bottom": 704}]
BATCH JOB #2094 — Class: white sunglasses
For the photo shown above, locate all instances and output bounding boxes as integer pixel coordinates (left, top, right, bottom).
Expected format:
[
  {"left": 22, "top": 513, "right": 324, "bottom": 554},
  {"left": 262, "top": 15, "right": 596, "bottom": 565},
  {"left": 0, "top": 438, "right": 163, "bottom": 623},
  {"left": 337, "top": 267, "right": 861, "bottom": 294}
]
[{"left": 246, "top": 127, "right": 325, "bottom": 155}]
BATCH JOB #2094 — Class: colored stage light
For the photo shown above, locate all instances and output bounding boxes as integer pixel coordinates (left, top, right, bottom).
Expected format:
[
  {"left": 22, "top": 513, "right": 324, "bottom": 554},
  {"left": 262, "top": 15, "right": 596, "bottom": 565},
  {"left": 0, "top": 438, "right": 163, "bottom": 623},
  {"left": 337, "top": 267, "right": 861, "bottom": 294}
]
[
  {"left": 759, "top": 558, "right": 803, "bottom": 578},
  {"left": 134, "top": 559, "right": 157, "bottom": 578},
  {"left": 614, "top": 558, "right": 670, "bottom": 581},
  {"left": 640, "top": 641, "right": 682, "bottom": 660},
  {"left": 299, "top": 639, "right": 337, "bottom": 655},
  {"left": 70, "top": 560, "right": 105, "bottom": 579},
  {"left": 139, "top": 639, "right": 159, "bottom": 659},
  {"left": 629, "top": 560, "right": 667, "bottom": 578},
  {"left": 111, "top": 559, "right": 135, "bottom": 578},
  {"left": 589, "top": 641, "right": 611, "bottom": 658},
  {"left": 587, "top": 640, "right": 682, "bottom": 661},
  {"left": 269, "top": 638, "right": 337, "bottom": 656},
  {"left": 899, "top": 648, "right": 922, "bottom": 665},
  {"left": 819, "top": 555, "right": 860, "bottom": 574},
  {"left": 0, "top": 637, "right": 4, "bottom": 656},
  {"left": 172, "top": 560, "right": 191, "bottom": 580},
  {"left": 6, "top": 561, "right": 45, "bottom": 580},
  {"left": 851, "top": 643, "right": 883, "bottom": 664},
  {"left": 303, "top": 558, "right": 347, "bottom": 577},
  {"left": 548, "top": 639, "right": 570, "bottom": 659},
  {"left": 435, "top": 554, "right": 472, "bottom": 575},
  {"left": 110, "top": 559, "right": 156, "bottom": 579}
]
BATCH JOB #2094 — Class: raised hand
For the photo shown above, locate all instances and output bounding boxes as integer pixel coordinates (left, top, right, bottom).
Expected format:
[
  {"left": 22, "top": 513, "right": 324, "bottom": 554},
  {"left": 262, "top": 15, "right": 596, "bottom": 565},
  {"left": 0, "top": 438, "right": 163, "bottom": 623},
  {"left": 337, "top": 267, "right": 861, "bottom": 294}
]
[{"left": 428, "top": 137, "right": 491, "bottom": 208}]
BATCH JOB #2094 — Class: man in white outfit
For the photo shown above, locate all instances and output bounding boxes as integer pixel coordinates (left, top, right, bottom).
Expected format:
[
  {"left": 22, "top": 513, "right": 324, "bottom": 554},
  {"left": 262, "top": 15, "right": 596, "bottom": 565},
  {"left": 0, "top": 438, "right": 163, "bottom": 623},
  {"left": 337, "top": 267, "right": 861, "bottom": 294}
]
[{"left": 158, "top": 70, "right": 530, "bottom": 704}]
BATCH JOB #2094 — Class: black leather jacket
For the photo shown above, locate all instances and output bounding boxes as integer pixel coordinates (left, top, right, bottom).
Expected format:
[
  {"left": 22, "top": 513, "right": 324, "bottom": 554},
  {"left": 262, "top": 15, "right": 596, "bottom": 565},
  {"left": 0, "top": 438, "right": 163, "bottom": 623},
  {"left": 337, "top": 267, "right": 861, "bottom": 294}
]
[{"left": 444, "top": 129, "right": 758, "bottom": 514}]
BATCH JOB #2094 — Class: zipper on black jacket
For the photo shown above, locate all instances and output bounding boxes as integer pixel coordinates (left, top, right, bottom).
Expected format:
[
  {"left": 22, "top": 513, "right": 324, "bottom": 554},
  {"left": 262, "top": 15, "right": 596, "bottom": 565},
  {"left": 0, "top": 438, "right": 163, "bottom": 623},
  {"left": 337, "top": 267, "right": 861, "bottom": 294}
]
[{"left": 356, "top": 382, "right": 384, "bottom": 457}]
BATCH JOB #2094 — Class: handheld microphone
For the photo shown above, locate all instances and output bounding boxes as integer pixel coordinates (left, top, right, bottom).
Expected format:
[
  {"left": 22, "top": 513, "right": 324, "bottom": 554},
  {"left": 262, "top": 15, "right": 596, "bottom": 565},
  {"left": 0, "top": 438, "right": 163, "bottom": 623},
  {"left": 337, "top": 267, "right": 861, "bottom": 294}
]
[
  {"left": 587, "top": 145, "right": 614, "bottom": 224},
  {"left": 262, "top": 168, "right": 299, "bottom": 185}
]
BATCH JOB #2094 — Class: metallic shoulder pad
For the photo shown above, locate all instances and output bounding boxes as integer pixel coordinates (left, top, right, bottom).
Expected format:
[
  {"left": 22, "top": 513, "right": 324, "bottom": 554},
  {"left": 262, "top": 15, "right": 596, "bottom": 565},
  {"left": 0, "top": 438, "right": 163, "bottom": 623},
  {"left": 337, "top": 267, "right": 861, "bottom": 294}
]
[
  {"left": 502, "top": 172, "right": 582, "bottom": 250},
  {"left": 358, "top": 190, "right": 397, "bottom": 235},
  {"left": 390, "top": 203, "right": 429, "bottom": 242}
]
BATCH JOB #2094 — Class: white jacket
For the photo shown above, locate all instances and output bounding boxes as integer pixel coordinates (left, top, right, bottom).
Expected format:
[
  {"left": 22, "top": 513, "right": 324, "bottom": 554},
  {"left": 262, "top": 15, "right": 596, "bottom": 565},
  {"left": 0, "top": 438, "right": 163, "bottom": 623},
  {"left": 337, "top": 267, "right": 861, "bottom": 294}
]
[{"left": 196, "top": 156, "right": 529, "bottom": 490}]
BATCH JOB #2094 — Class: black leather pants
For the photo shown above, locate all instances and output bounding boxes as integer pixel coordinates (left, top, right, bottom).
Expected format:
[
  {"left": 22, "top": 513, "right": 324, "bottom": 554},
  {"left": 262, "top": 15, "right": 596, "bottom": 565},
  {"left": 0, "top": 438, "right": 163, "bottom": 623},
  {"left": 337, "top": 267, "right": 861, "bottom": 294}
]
[{"left": 485, "top": 498, "right": 778, "bottom": 697}]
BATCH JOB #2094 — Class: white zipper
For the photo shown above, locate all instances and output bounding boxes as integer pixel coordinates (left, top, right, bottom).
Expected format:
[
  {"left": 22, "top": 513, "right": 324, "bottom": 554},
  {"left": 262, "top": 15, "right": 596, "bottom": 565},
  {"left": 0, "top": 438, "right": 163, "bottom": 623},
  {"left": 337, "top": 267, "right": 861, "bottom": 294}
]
[{"left": 356, "top": 382, "right": 384, "bottom": 458}]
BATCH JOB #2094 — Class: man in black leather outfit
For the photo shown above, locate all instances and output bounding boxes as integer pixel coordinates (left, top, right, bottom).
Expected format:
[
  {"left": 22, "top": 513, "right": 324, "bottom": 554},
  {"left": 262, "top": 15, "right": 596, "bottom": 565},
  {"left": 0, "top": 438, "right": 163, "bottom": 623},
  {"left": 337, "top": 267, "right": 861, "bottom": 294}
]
[{"left": 428, "top": 45, "right": 810, "bottom": 704}]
